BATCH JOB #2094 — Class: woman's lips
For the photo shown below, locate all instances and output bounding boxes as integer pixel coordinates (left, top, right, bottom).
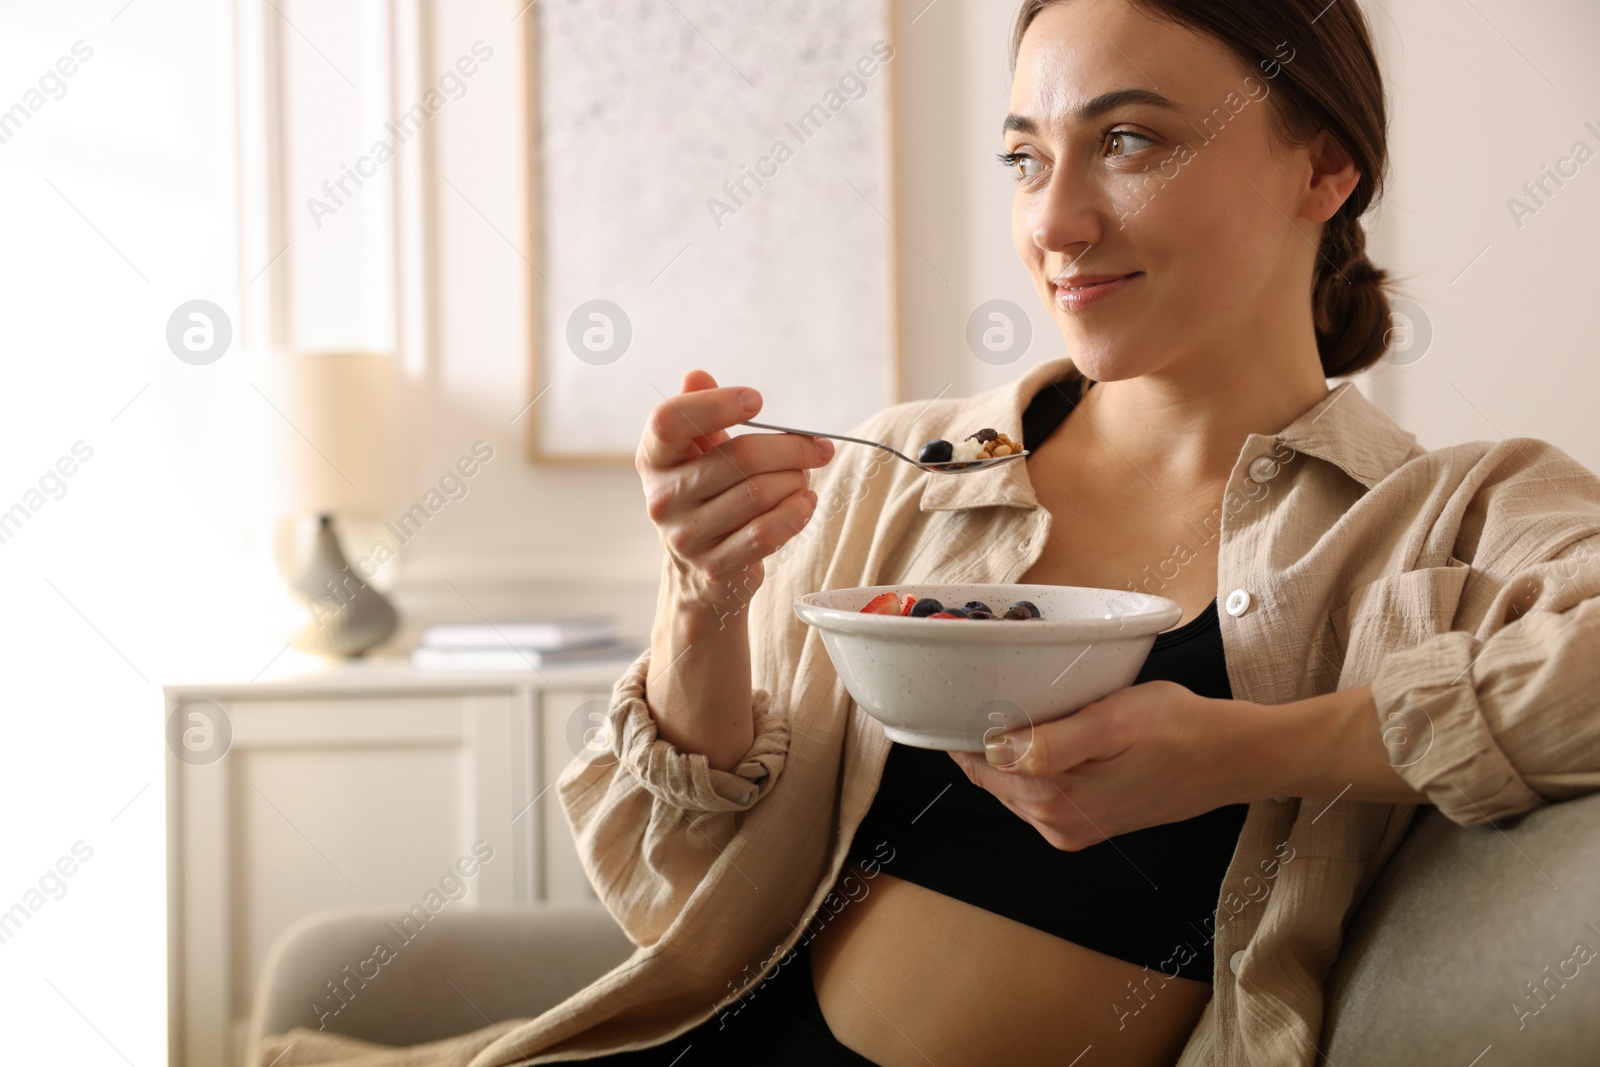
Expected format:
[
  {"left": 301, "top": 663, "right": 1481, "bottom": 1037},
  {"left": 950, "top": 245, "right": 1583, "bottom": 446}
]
[{"left": 1053, "top": 272, "right": 1140, "bottom": 311}]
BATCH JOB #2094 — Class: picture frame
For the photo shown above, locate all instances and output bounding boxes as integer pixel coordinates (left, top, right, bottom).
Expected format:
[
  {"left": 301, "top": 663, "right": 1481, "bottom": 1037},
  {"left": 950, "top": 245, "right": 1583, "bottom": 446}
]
[{"left": 521, "top": 0, "right": 904, "bottom": 463}]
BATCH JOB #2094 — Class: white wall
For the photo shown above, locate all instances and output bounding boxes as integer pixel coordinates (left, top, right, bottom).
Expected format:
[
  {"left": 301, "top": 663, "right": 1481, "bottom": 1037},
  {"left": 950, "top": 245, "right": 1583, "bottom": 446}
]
[{"left": 1362, "top": 0, "right": 1600, "bottom": 465}]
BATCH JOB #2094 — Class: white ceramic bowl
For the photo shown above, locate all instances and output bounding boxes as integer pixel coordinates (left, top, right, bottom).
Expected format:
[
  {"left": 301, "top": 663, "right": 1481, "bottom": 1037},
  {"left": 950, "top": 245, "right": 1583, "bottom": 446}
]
[{"left": 793, "top": 584, "right": 1182, "bottom": 751}]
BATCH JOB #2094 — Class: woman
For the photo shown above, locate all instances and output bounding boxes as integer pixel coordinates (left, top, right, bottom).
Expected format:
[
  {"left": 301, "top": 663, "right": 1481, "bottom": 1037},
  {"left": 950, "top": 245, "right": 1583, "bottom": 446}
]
[{"left": 257, "top": 1, "right": 1600, "bottom": 1065}]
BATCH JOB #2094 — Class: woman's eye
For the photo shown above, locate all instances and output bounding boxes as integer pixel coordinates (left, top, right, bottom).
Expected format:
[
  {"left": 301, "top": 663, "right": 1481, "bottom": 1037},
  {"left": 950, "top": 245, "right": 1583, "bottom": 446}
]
[
  {"left": 1106, "top": 130, "right": 1157, "bottom": 156},
  {"left": 997, "top": 151, "right": 1044, "bottom": 181}
]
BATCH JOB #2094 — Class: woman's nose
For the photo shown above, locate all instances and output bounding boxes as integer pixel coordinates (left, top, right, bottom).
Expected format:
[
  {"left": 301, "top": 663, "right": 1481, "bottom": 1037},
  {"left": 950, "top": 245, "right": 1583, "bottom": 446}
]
[{"left": 1028, "top": 165, "right": 1106, "bottom": 258}]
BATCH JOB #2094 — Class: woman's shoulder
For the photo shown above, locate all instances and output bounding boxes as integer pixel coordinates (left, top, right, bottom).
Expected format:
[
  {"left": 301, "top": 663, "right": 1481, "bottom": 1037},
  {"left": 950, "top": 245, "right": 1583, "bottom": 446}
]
[
  {"left": 1396, "top": 433, "right": 1599, "bottom": 504},
  {"left": 1388, "top": 434, "right": 1600, "bottom": 570}
]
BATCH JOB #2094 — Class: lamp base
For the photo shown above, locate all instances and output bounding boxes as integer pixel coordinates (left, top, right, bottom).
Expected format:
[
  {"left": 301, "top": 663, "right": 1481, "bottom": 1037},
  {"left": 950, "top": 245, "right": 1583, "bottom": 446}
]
[{"left": 289, "top": 514, "right": 398, "bottom": 657}]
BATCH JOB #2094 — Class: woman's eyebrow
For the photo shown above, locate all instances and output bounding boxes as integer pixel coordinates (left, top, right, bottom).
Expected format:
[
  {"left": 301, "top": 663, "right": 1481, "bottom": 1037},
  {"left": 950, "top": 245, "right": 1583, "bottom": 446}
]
[{"left": 1002, "top": 88, "right": 1182, "bottom": 135}]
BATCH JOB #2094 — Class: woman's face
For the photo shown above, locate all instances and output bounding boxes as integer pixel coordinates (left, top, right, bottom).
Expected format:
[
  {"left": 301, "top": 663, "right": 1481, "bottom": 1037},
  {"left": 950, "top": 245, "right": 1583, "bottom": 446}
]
[{"left": 1006, "top": 0, "right": 1320, "bottom": 382}]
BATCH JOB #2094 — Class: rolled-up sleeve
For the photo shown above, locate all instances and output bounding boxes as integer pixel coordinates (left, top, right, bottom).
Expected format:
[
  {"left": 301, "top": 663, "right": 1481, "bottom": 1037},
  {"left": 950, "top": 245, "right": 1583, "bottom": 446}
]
[
  {"left": 555, "top": 648, "right": 791, "bottom": 945},
  {"left": 1371, "top": 537, "right": 1600, "bottom": 826}
]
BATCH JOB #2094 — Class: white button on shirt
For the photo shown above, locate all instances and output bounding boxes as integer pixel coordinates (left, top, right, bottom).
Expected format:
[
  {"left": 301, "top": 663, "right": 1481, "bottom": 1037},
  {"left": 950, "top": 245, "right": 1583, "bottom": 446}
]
[
  {"left": 1249, "top": 455, "right": 1280, "bottom": 483},
  {"left": 1225, "top": 588, "right": 1252, "bottom": 616},
  {"left": 1230, "top": 949, "right": 1247, "bottom": 976}
]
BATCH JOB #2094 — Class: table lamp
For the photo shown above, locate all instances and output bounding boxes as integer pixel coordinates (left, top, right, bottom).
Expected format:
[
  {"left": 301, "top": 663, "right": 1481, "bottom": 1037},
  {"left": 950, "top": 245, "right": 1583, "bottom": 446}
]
[{"left": 266, "top": 351, "right": 400, "bottom": 657}]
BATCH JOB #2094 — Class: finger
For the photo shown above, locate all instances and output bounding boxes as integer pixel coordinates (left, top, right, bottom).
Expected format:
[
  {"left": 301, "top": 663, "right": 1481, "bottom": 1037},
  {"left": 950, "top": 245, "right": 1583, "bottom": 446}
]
[
  {"left": 682, "top": 368, "right": 718, "bottom": 391},
  {"left": 987, "top": 706, "right": 1120, "bottom": 777},
  {"left": 671, "top": 469, "right": 813, "bottom": 555},
  {"left": 640, "top": 383, "right": 763, "bottom": 469},
  {"left": 642, "top": 433, "right": 830, "bottom": 536},
  {"left": 953, "top": 749, "right": 1025, "bottom": 792},
  {"left": 681, "top": 370, "right": 732, "bottom": 452},
  {"left": 680, "top": 432, "right": 834, "bottom": 505},
  {"left": 698, "top": 485, "right": 819, "bottom": 576}
]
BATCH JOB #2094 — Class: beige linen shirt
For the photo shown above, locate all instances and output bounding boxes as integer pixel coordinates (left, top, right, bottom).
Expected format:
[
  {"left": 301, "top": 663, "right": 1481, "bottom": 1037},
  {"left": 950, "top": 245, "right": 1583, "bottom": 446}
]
[{"left": 259, "top": 358, "right": 1600, "bottom": 1067}]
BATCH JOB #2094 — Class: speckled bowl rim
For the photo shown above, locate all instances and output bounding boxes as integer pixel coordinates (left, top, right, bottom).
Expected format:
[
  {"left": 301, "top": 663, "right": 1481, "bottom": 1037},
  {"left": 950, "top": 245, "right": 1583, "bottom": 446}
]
[{"left": 794, "top": 583, "right": 1182, "bottom": 644}]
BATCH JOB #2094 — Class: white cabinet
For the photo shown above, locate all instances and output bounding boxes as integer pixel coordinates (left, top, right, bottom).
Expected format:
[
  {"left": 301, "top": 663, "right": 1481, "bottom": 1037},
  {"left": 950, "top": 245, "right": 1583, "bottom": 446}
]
[{"left": 164, "top": 663, "right": 626, "bottom": 1067}]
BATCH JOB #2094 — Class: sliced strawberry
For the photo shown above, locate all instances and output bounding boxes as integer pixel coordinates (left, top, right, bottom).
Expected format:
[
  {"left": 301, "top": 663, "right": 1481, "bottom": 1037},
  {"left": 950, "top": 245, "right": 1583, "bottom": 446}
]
[
  {"left": 899, "top": 595, "right": 919, "bottom": 616},
  {"left": 927, "top": 611, "right": 964, "bottom": 619},
  {"left": 861, "top": 592, "right": 901, "bottom": 615}
]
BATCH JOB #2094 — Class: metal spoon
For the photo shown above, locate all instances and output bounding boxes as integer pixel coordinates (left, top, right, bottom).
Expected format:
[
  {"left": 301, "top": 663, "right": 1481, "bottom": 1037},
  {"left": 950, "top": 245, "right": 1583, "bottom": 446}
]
[{"left": 740, "top": 420, "right": 1029, "bottom": 474}]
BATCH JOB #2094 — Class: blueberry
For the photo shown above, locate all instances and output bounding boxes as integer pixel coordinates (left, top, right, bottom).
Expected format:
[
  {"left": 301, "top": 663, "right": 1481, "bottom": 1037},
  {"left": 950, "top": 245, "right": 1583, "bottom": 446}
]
[
  {"left": 909, "top": 597, "right": 943, "bottom": 617},
  {"left": 940, "top": 606, "right": 970, "bottom": 618},
  {"left": 961, "top": 601, "right": 993, "bottom": 615},
  {"left": 918, "top": 439, "right": 953, "bottom": 464},
  {"left": 1009, "top": 600, "right": 1041, "bottom": 618}
]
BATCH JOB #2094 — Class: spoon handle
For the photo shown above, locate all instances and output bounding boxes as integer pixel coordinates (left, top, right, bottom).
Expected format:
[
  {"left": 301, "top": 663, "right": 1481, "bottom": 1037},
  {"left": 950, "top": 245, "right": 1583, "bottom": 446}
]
[{"left": 740, "top": 420, "right": 918, "bottom": 465}]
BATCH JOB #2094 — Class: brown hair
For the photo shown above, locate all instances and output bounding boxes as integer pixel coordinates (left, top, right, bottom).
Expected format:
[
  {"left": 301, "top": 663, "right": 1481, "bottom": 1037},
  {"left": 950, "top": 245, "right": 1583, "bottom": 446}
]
[{"left": 1010, "top": 0, "right": 1392, "bottom": 378}]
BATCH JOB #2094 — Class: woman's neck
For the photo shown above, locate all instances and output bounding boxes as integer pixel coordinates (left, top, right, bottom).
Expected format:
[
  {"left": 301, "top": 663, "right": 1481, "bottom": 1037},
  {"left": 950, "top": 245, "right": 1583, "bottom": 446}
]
[{"left": 1073, "top": 349, "right": 1331, "bottom": 491}]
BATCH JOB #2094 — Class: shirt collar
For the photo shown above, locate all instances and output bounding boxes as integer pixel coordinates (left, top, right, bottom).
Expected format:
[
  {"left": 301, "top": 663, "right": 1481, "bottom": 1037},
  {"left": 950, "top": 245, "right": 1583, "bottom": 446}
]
[
  {"left": 919, "top": 360, "right": 1418, "bottom": 513},
  {"left": 1273, "top": 380, "right": 1420, "bottom": 490}
]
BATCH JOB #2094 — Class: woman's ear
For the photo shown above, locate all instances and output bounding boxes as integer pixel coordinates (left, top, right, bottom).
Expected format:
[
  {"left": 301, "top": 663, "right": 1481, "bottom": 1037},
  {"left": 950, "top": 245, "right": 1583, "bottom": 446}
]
[{"left": 1300, "top": 131, "right": 1361, "bottom": 224}]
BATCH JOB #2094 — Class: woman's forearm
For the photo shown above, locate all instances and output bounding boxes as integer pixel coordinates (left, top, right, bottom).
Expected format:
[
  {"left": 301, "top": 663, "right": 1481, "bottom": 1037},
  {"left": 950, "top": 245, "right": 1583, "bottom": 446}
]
[
  {"left": 1252, "top": 686, "right": 1428, "bottom": 805},
  {"left": 644, "top": 567, "right": 757, "bottom": 772}
]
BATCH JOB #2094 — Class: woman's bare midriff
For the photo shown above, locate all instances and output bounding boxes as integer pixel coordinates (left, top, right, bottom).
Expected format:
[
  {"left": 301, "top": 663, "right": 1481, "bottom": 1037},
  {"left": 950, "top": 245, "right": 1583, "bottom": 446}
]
[
  {"left": 807, "top": 411, "right": 1230, "bottom": 1065},
  {"left": 808, "top": 863, "right": 1213, "bottom": 1066}
]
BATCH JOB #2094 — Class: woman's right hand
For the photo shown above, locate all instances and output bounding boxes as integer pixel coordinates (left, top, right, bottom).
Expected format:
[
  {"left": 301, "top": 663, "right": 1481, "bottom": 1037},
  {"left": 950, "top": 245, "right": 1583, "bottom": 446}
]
[{"left": 637, "top": 369, "right": 835, "bottom": 619}]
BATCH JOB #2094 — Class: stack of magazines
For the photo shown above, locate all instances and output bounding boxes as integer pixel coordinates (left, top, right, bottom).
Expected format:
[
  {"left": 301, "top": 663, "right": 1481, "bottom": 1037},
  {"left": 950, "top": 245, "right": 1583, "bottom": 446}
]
[{"left": 410, "top": 616, "right": 641, "bottom": 672}]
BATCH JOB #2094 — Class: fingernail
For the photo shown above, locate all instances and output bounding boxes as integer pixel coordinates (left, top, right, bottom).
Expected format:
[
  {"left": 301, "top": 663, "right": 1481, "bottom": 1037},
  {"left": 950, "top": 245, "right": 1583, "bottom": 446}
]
[
  {"left": 803, "top": 489, "right": 818, "bottom": 507},
  {"left": 738, "top": 389, "right": 761, "bottom": 413},
  {"left": 985, "top": 734, "right": 1018, "bottom": 768},
  {"left": 816, "top": 438, "right": 835, "bottom": 460}
]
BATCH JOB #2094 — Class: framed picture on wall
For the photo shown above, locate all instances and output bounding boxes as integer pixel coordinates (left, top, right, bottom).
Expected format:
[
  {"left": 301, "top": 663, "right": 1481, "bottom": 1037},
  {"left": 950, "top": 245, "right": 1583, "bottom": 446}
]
[{"left": 522, "top": 0, "right": 903, "bottom": 462}]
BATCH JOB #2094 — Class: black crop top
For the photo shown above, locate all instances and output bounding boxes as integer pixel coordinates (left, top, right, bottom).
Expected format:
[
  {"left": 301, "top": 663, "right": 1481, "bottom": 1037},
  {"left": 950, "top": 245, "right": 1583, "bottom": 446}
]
[{"left": 843, "top": 373, "right": 1248, "bottom": 983}]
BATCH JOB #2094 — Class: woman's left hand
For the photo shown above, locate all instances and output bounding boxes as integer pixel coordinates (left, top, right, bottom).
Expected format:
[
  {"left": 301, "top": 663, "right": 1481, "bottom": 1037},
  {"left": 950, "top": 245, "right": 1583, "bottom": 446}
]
[{"left": 949, "top": 681, "right": 1266, "bottom": 850}]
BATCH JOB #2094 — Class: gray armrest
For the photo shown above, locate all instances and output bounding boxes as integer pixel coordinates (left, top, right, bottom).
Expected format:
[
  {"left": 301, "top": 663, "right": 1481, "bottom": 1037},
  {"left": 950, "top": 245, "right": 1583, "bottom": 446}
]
[
  {"left": 246, "top": 903, "right": 634, "bottom": 1056},
  {"left": 1324, "top": 791, "right": 1600, "bottom": 1063}
]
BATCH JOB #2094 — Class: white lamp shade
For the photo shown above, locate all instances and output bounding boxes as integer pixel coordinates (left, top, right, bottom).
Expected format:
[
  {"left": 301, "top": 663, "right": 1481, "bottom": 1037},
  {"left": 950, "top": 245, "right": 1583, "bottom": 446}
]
[{"left": 263, "top": 351, "right": 398, "bottom": 516}]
